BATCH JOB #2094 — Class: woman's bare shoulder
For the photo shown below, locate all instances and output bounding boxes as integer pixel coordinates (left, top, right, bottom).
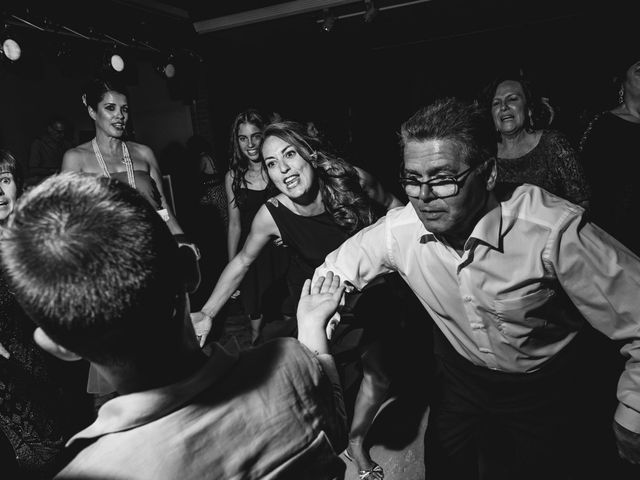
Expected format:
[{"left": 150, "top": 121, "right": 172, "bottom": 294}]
[
  {"left": 61, "top": 142, "right": 95, "bottom": 172},
  {"left": 125, "top": 141, "right": 154, "bottom": 158}
]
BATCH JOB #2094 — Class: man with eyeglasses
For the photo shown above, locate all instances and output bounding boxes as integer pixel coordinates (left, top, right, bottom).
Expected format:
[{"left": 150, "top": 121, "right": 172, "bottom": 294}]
[{"left": 315, "top": 97, "right": 640, "bottom": 478}]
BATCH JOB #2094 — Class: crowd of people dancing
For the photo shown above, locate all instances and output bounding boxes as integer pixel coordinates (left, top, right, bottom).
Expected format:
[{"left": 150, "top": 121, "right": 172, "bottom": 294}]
[{"left": 0, "top": 48, "right": 639, "bottom": 480}]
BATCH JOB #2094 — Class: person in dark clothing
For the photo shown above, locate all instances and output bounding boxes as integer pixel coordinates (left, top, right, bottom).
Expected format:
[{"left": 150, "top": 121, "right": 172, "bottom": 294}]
[{"left": 579, "top": 52, "right": 640, "bottom": 255}]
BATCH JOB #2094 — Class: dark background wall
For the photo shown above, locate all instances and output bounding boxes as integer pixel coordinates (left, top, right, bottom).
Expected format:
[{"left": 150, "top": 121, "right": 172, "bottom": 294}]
[
  {"left": 199, "top": 2, "right": 628, "bottom": 198},
  {"left": 0, "top": 1, "right": 631, "bottom": 203}
]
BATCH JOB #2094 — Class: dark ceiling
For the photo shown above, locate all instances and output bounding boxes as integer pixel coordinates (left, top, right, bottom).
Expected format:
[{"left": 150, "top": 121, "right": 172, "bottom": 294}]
[
  {"left": 2, "top": 0, "right": 631, "bottom": 178},
  {"left": 2, "top": 1, "right": 602, "bottom": 56}
]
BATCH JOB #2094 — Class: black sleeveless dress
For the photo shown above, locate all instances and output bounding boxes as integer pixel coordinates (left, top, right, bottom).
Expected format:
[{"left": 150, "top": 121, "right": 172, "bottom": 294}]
[
  {"left": 265, "top": 198, "right": 348, "bottom": 312},
  {"left": 238, "top": 189, "right": 289, "bottom": 318},
  {"left": 266, "top": 197, "right": 400, "bottom": 346}
]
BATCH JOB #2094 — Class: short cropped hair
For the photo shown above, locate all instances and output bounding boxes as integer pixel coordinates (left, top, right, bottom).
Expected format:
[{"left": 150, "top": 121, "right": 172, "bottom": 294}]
[
  {"left": 400, "top": 97, "right": 497, "bottom": 169},
  {"left": 0, "top": 172, "right": 182, "bottom": 365}
]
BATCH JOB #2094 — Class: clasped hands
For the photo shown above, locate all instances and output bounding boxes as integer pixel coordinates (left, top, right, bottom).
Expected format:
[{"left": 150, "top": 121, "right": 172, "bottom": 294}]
[{"left": 190, "top": 271, "right": 347, "bottom": 348}]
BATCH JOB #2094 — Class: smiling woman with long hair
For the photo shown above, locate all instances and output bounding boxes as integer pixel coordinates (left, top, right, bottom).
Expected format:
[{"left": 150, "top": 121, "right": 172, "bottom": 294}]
[
  {"left": 192, "top": 120, "right": 402, "bottom": 479},
  {"left": 223, "top": 109, "right": 290, "bottom": 344}
]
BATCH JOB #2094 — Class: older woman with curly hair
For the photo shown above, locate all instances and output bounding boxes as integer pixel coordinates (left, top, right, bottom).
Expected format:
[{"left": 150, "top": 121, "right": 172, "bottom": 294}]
[{"left": 192, "top": 120, "right": 402, "bottom": 479}]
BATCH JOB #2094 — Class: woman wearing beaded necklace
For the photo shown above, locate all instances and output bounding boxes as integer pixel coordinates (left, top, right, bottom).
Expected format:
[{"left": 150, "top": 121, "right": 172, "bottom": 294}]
[
  {"left": 61, "top": 74, "right": 191, "bottom": 402},
  {"left": 61, "top": 74, "right": 184, "bottom": 236}
]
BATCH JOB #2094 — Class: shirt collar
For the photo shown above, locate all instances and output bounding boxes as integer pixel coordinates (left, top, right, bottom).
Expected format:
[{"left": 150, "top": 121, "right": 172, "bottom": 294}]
[
  {"left": 466, "top": 201, "right": 503, "bottom": 251},
  {"left": 66, "top": 343, "right": 239, "bottom": 446},
  {"left": 416, "top": 196, "right": 504, "bottom": 251}
]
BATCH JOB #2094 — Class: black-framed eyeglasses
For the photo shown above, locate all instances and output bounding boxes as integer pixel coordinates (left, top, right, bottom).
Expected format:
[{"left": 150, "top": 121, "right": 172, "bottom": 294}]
[{"left": 399, "top": 162, "right": 486, "bottom": 199}]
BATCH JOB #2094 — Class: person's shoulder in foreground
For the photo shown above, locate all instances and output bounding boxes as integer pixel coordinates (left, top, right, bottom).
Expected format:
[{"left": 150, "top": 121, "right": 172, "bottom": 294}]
[
  {"left": 56, "top": 337, "right": 347, "bottom": 480},
  {"left": 0, "top": 172, "right": 347, "bottom": 480}
]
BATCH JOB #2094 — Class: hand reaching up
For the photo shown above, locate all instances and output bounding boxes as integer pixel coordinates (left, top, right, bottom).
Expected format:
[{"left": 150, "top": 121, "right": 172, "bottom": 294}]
[{"left": 296, "top": 271, "right": 346, "bottom": 355}]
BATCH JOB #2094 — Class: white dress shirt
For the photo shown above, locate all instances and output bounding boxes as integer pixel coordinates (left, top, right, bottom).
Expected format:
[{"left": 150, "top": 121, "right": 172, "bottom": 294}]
[{"left": 315, "top": 184, "right": 640, "bottom": 433}]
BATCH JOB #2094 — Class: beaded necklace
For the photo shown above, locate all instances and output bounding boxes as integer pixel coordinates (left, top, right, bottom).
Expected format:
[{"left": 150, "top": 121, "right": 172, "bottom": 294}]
[{"left": 91, "top": 138, "right": 137, "bottom": 189}]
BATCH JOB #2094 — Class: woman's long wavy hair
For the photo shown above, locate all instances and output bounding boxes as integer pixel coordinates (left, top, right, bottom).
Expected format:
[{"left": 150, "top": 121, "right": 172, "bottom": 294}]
[
  {"left": 228, "top": 108, "right": 268, "bottom": 208},
  {"left": 262, "top": 121, "right": 375, "bottom": 235}
]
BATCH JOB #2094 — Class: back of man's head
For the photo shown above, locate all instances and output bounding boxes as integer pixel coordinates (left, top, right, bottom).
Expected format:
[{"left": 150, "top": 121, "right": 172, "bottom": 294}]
[
  {"left": 0, "top": 172, "right": 182, "bottom": 366},
  {"left": 400, "top": 97, "right": 497, "bottom": 168}
]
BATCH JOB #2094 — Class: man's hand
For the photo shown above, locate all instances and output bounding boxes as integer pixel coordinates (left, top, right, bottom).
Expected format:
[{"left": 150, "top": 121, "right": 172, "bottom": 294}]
[
  {"left": 614, "top": 421, "right": 640, "bottom": 464},
  {"left": 297, "top": 271, "right": 346, "bottom": 354},
  {"left": 191, "top": 311, "right": 213, "bottom": 348}
]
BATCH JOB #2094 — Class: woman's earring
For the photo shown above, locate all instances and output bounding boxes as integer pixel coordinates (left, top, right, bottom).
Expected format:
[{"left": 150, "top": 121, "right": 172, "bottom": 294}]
[{"left": 619, "top": 86, "right": 625, "bottom": 104}]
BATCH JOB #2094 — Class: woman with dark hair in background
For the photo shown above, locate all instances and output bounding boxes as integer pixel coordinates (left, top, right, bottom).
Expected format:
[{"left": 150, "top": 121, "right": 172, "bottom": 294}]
[
  {"left": 61, "top": 73, "right": 197, "bottom": 400},
  {"left": 0, "top": 150, "right": 88, "bottom": 478},
  {"left": 224, "top": 109, "right": 289, "bottom": 344},
  {"left": 192, "top": 121, "right": 403, "bottom": 479},
  {"left": 60, "top": 73, "right": 185, "bottom": 236},
  {"left": 580, "top": 52, "right": 640, "bottom": 255},
  {"left": 482, "top": 70, "right": 590, "bottom": 209}
]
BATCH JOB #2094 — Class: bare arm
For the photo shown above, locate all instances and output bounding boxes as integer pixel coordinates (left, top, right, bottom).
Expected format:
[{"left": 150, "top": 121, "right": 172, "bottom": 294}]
[
  {"left": 225, "top": 170, "right": 242, "bottom": 261},
  {"left": 142, "top": 145, "right": 184, "bottom": 235},
  {"left": 192, "top": 205, "right": 279, "bottom": 345},
  {"left": 354, "top": 166, "right": 403, "bottom": 211}
]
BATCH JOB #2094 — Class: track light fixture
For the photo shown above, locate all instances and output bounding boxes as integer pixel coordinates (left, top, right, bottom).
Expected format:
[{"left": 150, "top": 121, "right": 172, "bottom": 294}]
[
  {"left": 2, "top": 10, "right": 199, "bottom": 82},
  {"left": 155, "top": 54, "right": 176, "bottom": 78},
  {"left": 1, "top": 37, "right": 21, "bottom": 61},
  {"left": 110, "top": 53, "right": 125, "bottom": 72},
  {"left": 364, "top": 0, "right": 378, "bottom": 23},
  {"left": 1, "top": 24, "right": 21, "bottom": 62},
  {"left": 103, "top": 45, "right": 125, "bottom": 72},
  {"left": 321, "top": 9, "right": 337, "bottom": 32}
]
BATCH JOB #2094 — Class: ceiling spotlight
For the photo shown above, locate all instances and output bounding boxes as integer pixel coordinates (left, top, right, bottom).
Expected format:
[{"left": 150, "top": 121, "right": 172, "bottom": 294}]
[
  {"left": 155, "top": 55, "right": 176, "bottom": 79},
  {"left": 104, "top": 46, "right": 125, "bottom": 72},
  {"left": 364, "top": 0, "right": 378, "bottom": 23},
  {"left": 162, "top": 56, "right": 176, "bottom": 78},
  {"left": 110, "top": 53, "right": 125, "bottom": 72},
  {"left": 321, "top": 9, "right": 336, "bottom": 32},
  {"left": 1, "top": 38, "right": 21, "bottom": 62},
  {"left": 163, "top": 62, "right": 176, "bottom": 78}
]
